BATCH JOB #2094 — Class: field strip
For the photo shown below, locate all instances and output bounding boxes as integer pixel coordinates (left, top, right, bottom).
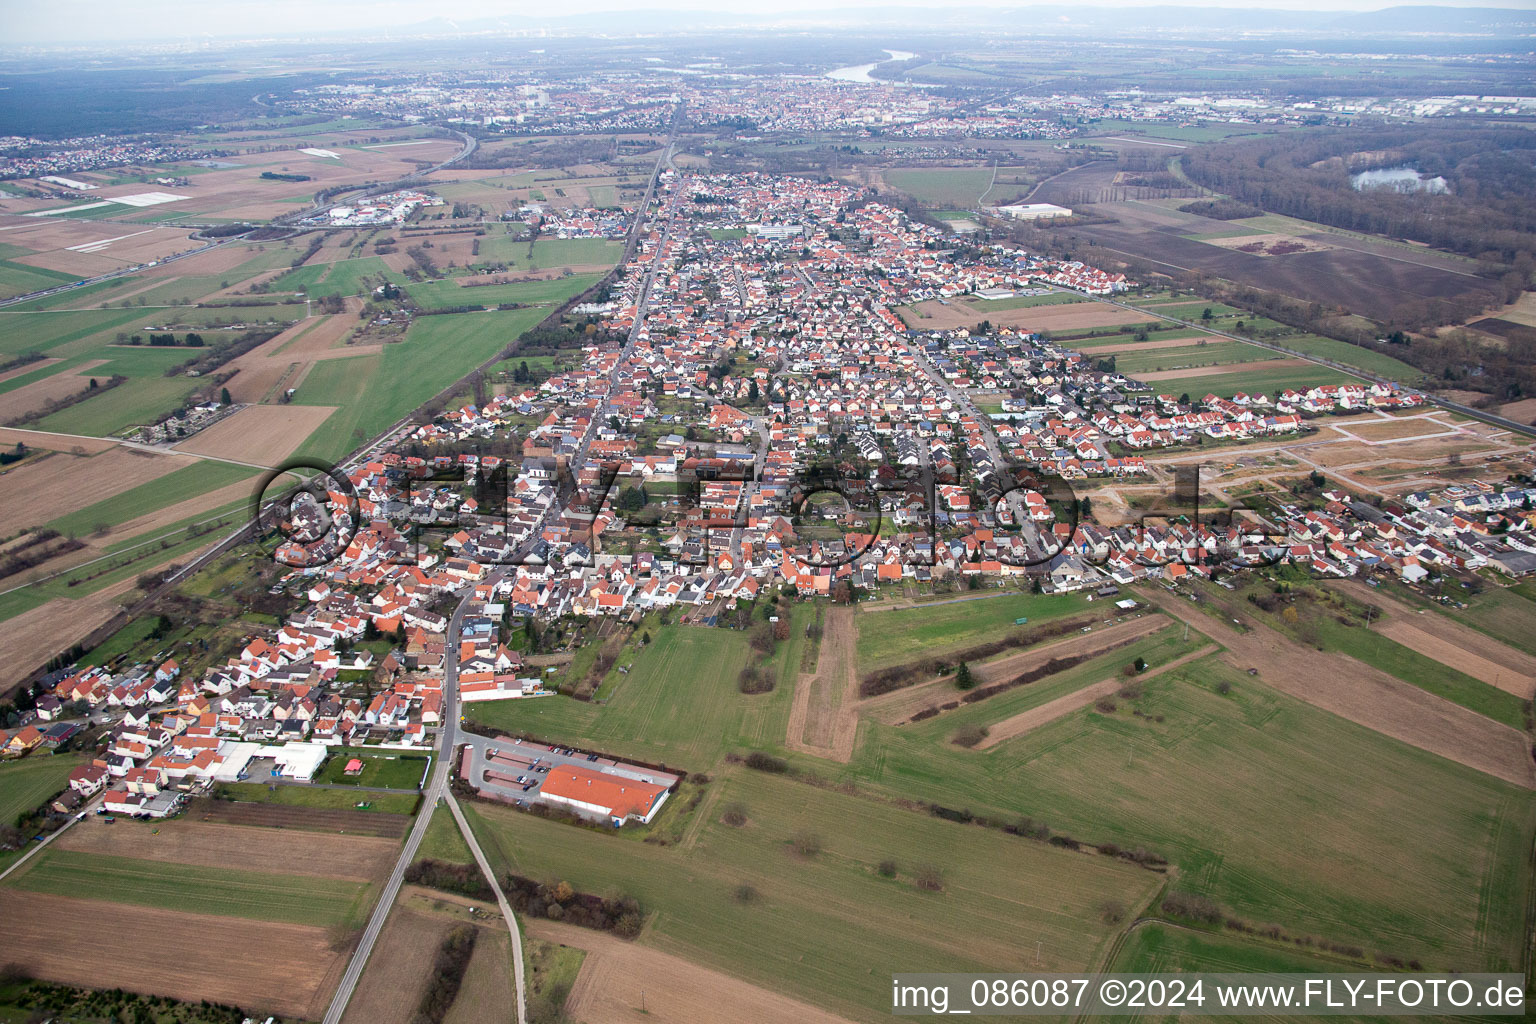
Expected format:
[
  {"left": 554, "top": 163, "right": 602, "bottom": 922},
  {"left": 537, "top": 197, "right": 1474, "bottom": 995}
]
[
  {"left": 1333, "top": 579, "right": 1536, "bottom": 695},
  {"left": 530, "top": 918, "right": 860, "bottom": 1024},
  {"left": 0, "top": 356, "right": 62, "bottom": 384},
  {"left": 1133, "top": 357, "right": 1311, "bottom": 382},
  {"left": 0, "top": 889, "right": 342, "bottom": 1019},
  {"left": 1141, "top": 589, "right": 1536, "bottom": 789},
  {"left": 975, "top": 644, "right": 1220, "bottom": 749},
  {"left": 860, "top": 615, "right": 1168, "bottom": 725},
  {"left": 1104, "top": 136, "right": 1187, "bottom": 149},
  {"left": 66, "top": 228, "right": 156, "bottom": 252},
  {"left": 1375, "top": 620, "right": 1535, "bottom": 699},
  {"left": 54, "top": 814, "right": 397, "bottom": 881},
  {"left": 785, "top": 605, "right": 859, "bottom": 762}
]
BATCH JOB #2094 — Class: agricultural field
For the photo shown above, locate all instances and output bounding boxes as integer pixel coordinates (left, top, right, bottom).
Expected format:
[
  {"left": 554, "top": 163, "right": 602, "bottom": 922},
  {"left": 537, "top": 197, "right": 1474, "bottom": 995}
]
[
  {"left": 43, "top": 459, "right": 256, "bottom": 536},
  {"left": 883, "top": 167, "right": 997, "bottom": 208},
  {"left": 0, "top": 808, "right": 400, "bottom": 1019},
  {"left": 291, "top": 304, "right": 557, "bottom": 463},
  {"left": 827, "top": 651, "right": 1532, "bottom": 971},
  {"left": 0, "top": 754, "right": 83, "bottom": 831},
  {"left": 5, "top": 847, "right": 370, "bottom": 926},
  {"left": 1127, "top": 361, "right": 1354, "bottom": 400},
  {"left": 466, "top": 623, "right": 796, "bottom": 769},
  {"left": 463, "top": 767, "right": 1162, "bottom": 1024},
  {"left": 854, "top": 591, "right": 1091, "bottom": 669}
]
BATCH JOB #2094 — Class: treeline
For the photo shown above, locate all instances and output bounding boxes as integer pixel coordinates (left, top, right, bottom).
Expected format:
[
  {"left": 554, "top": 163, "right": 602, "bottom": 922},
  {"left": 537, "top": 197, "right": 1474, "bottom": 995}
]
[
  {"left": 0, "top": 350, "right": 46, "bottom": 375},
  {"left": 1182, "top": 125, "right": 1536, "bottom": 270},
  {"left": 907, "top": 641, "right": 1142, "bottom": 724},
  {"left": 411, "top": 925, "right": 477, "bottom": 1024},
  {"left": 503, "top": 874, "right": 643, "bottom": 937},
  {"left": 859, "top": 613, "right": 1096, "bottom": 697},
  {"left": 162, "top": 324, "right": 286, "bottom": 379},
  {"left": 1178, "top": 198, "right": 1263, "bottom": 220},
  {"left": 404, "top": 859, "right": 492, "bottom": 900},
  {"left": 260, "top": 171, "right": 311, "bottom": 182},
  {"left": 1194, "top": 276, "right": 1536, "bottom": 398},
  {"left": 0, "top": 530, "right": 84, "bottom": 582},
  {"left": 4, "top": 374, "right": 125, "bottom": 427},
  {"left": 196, "top": 222, "right": 253, "bottom": 238}
]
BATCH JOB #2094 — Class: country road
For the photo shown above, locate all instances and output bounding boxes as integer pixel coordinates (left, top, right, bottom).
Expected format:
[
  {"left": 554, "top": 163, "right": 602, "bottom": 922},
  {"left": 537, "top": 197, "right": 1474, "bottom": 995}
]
[{"left": 321, "top": 589, "right": 531, "bottom": 1024}]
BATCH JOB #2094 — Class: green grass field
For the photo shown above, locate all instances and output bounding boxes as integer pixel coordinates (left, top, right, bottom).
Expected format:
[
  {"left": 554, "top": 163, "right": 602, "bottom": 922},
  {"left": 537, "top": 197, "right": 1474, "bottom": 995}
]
[
  {"left": 1209, "top": 579, "right": 1529, "bottom": 730},
  {"left": 0, "top": 308, "right": 148, "bottom": 360},
  {"left": 401, "top": 270, "right": 603, "bottom": 312},
  {"left": 1130, "top": 364, "right": 1354, "bottom": 401},
  {"left": 6, "top": 849, "right": 368, "bottom": 927},
  {"left": 216, "top": 782, "right": 418, "bottom": 815},
  {"left": 884, "top": 167, "right": 996, "bottom": 208},
  {"left": 463, "top": 767, "right": 1161, "bottom": 1023},
  {"left": 1272, "top": 334, "right": 1421, "bottom": 380},
  {"left": 1116, "top": 341, "right": 1271, "bottom": 375},
  {"left": 1097, "top": 923, "right": 1500, "bottom": 1024},
  {"left": 0, "top": 755, "right": 83, "bottom": 827},
  {"left": 1129, "top": 300, "right": 1243, "bottom": 319},
  {"left": 0, "top": 259, "right": 81, "bottom": 300},
  {"left": 855, "top": 592, "right": 1091, "bottom": 670},
  {"left": 34, "top": 375, "right": 201, "bottom": 437},
  {"left": 292, "top": 304, "right": 558, "bottom": 462},
  {"left": 822, "top": 652, "right": 1532, "bottom": 972},
  {"left": 523, "top": 239, "right": 624, "bottom": 268},
  {"left": 315, "top": 749, "right": 429, "bottom": 789},
  {"left": 1412, "top": 583, "right": 1536, "bottom": 658},
  {"left": 269, "top": 257, "right": 389, "bottom": 300},
  {"left": 466, "top": 624, "right": 793, "bottom": 769},
  {"left": 46, "top": 461, "right": 257, "bottom": 537},
  {"left": 1323, "top": 623, "right": 1525, "bottom": 728},
  {"left": 417, "top": 802, "right": 475, "bottom": 864},
  {"left": 961, "top": 291, "right": 1085, "bottom": 312}
]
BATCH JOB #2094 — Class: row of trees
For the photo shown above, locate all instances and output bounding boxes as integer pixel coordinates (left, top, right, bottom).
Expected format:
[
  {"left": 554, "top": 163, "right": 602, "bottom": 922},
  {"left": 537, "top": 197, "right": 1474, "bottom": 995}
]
[{"left": 1182, "top": 125, "right": 1536, "bottom": 267}]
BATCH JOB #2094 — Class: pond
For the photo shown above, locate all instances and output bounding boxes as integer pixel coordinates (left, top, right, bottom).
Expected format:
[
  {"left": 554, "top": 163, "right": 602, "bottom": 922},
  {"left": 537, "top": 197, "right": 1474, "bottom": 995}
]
[{"left": 1350, "top": 166, "right": 1450, "bottom": 194}]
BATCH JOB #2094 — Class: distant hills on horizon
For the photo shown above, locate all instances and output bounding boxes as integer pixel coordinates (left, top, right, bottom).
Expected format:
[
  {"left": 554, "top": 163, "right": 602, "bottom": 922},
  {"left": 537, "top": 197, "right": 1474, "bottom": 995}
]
[{"left": 398, "top": 5, "right": 1535, "bottom": 40}]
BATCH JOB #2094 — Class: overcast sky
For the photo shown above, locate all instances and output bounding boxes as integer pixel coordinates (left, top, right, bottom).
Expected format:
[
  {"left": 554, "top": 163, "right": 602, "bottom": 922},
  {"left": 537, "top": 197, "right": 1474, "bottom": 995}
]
[{"left": 3, "top": 0, "right": 1528, "bottom": 46}]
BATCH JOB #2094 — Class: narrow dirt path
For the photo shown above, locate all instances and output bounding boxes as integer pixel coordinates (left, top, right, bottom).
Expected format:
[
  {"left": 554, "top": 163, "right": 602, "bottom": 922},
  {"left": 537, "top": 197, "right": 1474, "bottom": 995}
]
[{"left": 785, "top": 605, "right": 859, "bottom": 762}]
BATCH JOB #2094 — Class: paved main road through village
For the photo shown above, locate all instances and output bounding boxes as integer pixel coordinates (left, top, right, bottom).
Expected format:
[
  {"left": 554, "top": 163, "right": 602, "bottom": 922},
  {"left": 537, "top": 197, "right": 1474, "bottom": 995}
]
[
  {"left": 322, "top": 591, "right": 528, "bottom": 1024},
  {"left": 322, "top": 130, "right": 682, "bottom": 1024}
]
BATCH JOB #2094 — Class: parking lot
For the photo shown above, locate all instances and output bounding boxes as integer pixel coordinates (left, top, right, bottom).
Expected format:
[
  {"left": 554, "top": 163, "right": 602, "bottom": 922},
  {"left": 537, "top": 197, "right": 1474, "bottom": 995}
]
[{"left": 457, "top": 733, "right": 679, "bottom": 809}]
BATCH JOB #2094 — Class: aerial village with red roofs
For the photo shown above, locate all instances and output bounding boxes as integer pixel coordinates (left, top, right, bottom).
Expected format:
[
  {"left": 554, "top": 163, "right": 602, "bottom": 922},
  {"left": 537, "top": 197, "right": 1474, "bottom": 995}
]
[{"left": 6, "top": 169, "right": 1532, "bottom": 831}]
